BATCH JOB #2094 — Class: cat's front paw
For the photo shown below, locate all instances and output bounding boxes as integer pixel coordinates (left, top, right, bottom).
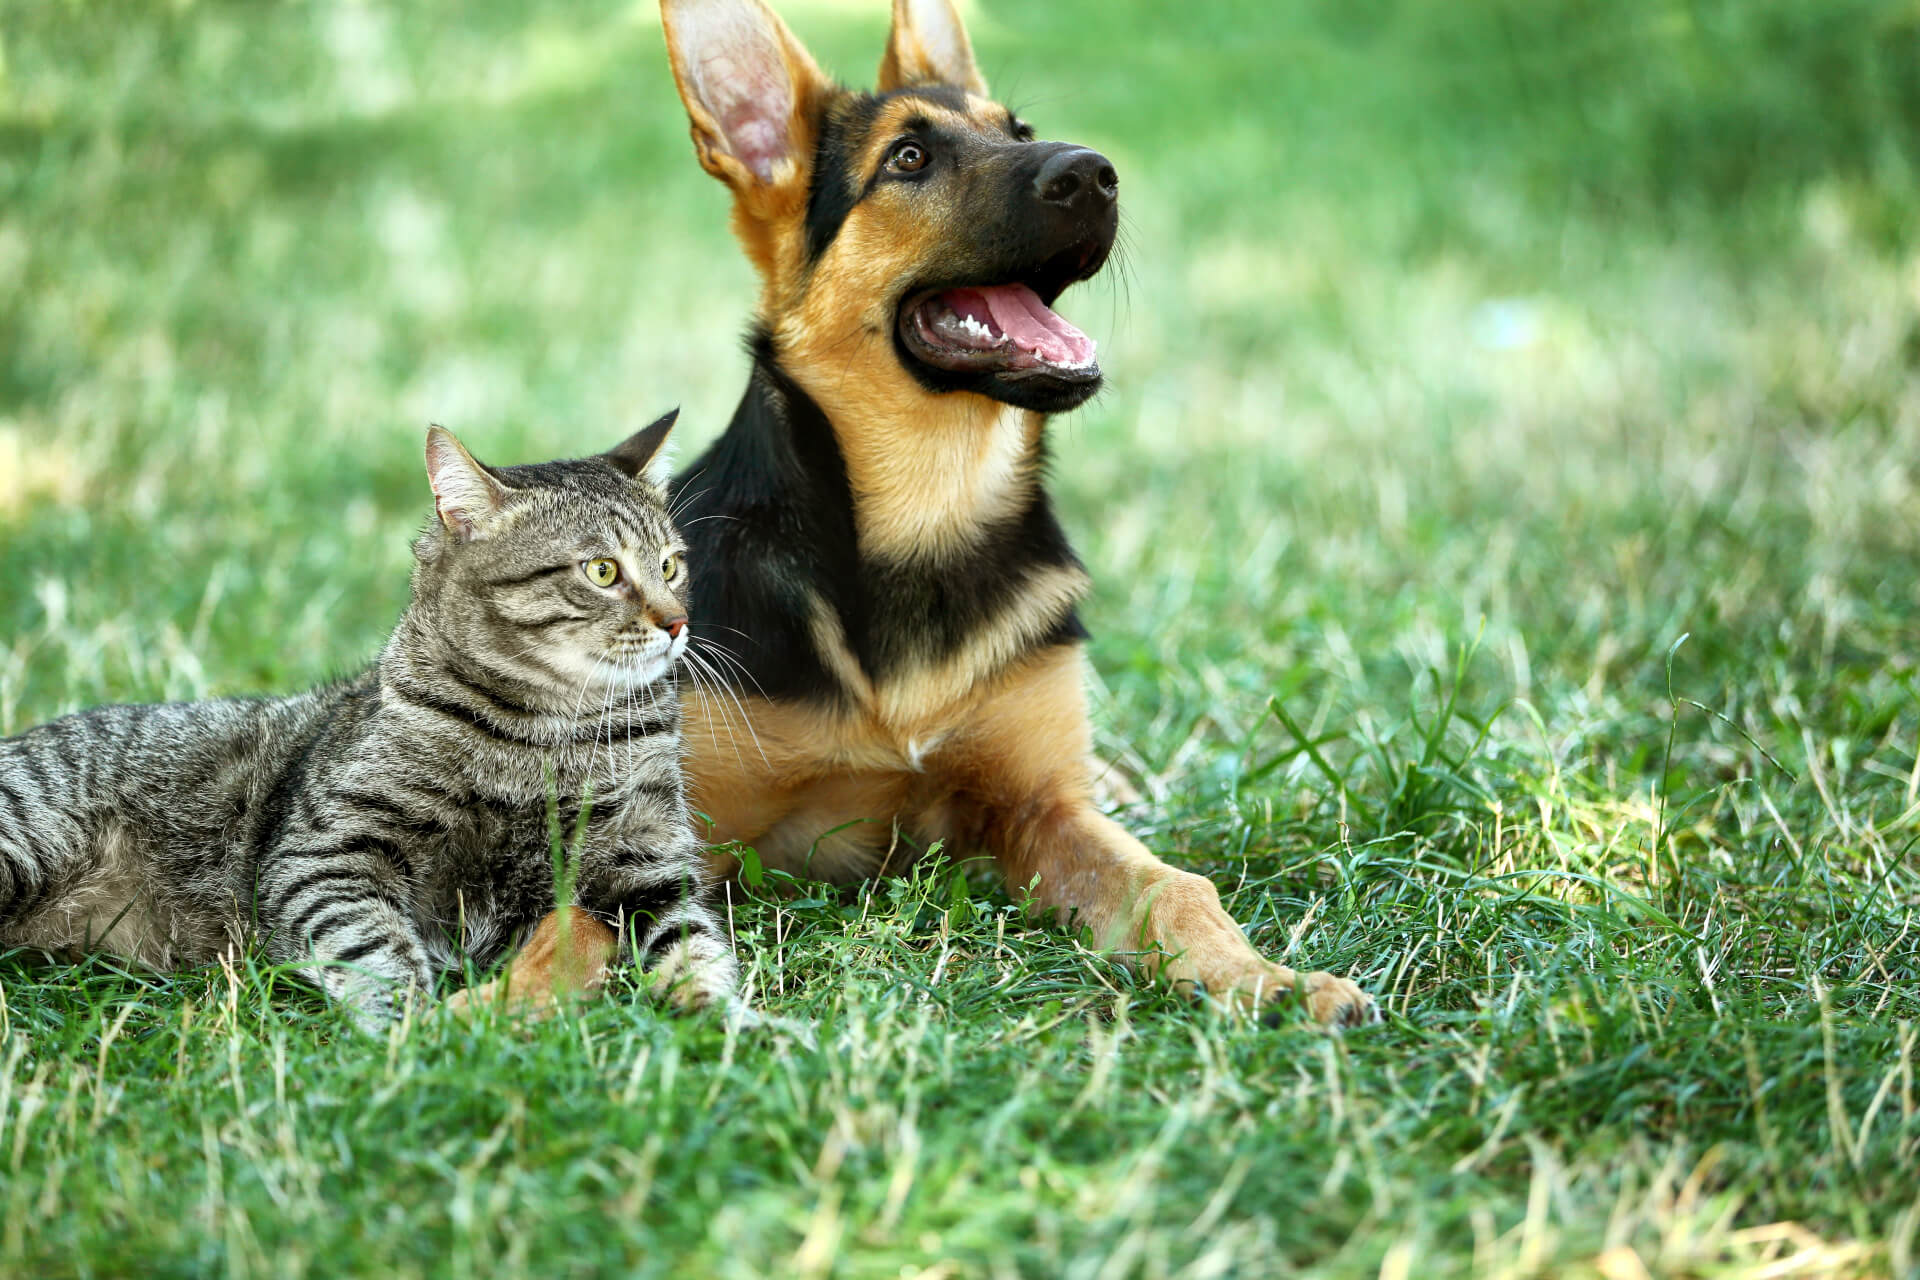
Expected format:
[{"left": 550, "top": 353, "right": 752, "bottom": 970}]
[
  {"left": 328, "top": 971, "right": 432, "bottom": 1036},
  {"left": 722, "top": 998, "right": 818, "bottom": 1050}
]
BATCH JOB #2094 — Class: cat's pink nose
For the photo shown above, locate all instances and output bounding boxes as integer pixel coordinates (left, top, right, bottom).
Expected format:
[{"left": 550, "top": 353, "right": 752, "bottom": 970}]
[{"left": 663, "top": 616, "right": 687, "bottom": 639}]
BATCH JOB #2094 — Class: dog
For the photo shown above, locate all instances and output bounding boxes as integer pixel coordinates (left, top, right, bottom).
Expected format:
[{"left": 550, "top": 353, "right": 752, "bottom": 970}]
[{"left": 474, "top": 0, "right": 1377, "bottom": 1029}]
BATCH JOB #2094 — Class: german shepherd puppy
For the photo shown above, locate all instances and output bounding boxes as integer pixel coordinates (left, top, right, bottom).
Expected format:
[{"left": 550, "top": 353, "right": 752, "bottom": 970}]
[{"left": 473, "top": 0, "right": 1376, "bottom": 1028}]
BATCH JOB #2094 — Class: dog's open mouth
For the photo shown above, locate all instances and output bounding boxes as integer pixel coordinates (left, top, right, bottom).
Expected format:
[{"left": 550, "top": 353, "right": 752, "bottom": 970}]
[{"left": 899, "top": 283, "right": 1099, "bottom": 381}]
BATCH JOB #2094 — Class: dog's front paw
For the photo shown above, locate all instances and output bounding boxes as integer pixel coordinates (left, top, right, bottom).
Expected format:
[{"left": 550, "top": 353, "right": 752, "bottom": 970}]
[
  {"left": 1296, "top": 970, "right": 1380, "bottom": 1031},
  {"left": 1205, "top": 960, "right": 1380, "bottom": 1032},
  {"left": 440, "top": 979, "right": 503, "bottom": 1020},
  {"left": 1250, "top": 967, "right": 1379, "bottom": 1032},
  {"left": 441, "top": 975, "right": 572, "bottom": 1022}
]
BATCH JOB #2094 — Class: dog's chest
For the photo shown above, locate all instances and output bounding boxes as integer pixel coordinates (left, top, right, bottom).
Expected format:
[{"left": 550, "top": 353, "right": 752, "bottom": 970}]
[
  {"left": 685, "top": 687, "right": 968, "bottom": 881},
  {"left": 814, "top": 659, "right": 973, "bottom": 775},
  {"left": 846, "top": 403, "right": 1034, "bottom": 563}
]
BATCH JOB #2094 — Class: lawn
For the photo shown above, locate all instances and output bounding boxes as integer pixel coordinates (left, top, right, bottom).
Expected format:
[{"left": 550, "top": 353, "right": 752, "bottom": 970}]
[{"left": 3, "top": 0, "right": 1919, "bottom": 1275}]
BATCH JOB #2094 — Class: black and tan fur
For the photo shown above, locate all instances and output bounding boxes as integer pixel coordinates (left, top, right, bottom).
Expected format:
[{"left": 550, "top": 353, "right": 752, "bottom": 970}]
[{"left": 492, "top": 0, "right": 1376, "bottom": 1027}]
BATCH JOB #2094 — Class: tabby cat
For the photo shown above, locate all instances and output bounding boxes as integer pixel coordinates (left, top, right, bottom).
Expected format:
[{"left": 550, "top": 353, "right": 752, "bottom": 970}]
[{"left": 0, "top": 412, "right": 739, "bottom": 1031}]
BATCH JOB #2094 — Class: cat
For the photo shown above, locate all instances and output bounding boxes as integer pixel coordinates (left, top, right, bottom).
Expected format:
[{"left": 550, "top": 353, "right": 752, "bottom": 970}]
[{"left": 0, "top": 411, "right": 741, "bottom": 1031}]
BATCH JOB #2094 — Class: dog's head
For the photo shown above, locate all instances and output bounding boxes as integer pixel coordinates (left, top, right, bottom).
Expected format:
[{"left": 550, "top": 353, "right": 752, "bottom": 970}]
[{"left": 661, "top": 0, "right": 1118, "bottom": 415}]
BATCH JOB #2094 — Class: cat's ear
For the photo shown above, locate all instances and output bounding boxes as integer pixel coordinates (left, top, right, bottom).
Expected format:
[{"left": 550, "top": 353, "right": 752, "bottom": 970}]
[
  {"left": 424, "top": 426, "right": 508, "bottom": 541},
  {"left": 878, "top": 0, "right": 986, "bottom": 95},
  {"left": 601, "top": 408, "right": 679, "bottom": 484}
]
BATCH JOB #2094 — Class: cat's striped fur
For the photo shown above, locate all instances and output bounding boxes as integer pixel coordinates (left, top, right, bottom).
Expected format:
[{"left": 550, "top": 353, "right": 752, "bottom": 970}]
[{"left": 0, "top": 412, "right": 740, "bottom": 1031}]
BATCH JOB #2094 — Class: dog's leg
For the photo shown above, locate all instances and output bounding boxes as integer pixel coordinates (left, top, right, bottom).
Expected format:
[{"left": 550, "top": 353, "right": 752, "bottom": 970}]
[
  {"left": 1000, "top": 803, "right": 1376, "bottom": 1027},
  {"left": 956, "top": 648, "right": 1378, "bottom": 1029},
  {"left": 443, "top": 907, "right": 617, "bottom": 1021}
]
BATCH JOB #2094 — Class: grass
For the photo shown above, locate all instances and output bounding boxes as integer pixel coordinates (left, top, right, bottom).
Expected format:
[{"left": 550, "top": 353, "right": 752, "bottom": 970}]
[{"left": 3, "top": 0, "right": 1920, "bottom": 1274}]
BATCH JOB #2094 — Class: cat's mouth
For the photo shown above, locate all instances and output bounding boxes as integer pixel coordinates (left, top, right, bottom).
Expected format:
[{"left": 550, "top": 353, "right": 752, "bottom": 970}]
[{"left": 598, "top": 630, "right": 686, "bottom": 690}]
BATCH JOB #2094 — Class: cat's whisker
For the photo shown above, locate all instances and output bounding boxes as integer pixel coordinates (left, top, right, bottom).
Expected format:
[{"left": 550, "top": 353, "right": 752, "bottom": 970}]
[
  {"left": 684, "top": 648, "right": 769, "bottom": 768},
  {"left": 612, "top": 648, "right": 649, "bottom": 782},
  {"left": 578, "top": 658, "right": 603, "bottom": 786},
  {"left": 691, "top": 634, "right": 747, "bottom": 661},
  {"left": 616, "top": 653, "right": 632, "bottom": 782},
  {"left": 624, "top": 651, "right": 650, "bottom": 781},
  {"left": 693, "top": 638, "right": 771, "bottom": 703},
  {"left": 601, "top": 652, "right": 623, "bottom": 788},
  {"left": 700, "top": 657, "right": 771, "bottom": 721},
  {"left": 665, "top": 476, "right": 714, "bottom": 523},
  {"left": 567, "top": 645, "right": 605, "bottom": 732},
  {"left": 582, "top": 654, "right": 623, "bottom": 791},
  {"left": 665, "top": 471, "right": 705, "bottom": 514},
  {"left": 688, "top": 632, "right": 764, "bottom": 685},
  {"left": 681, "top": 656, "right": 751, "bottom": 778},
  {"left": 677, "top": 657, "right": 729, "bottom": 771},
  {"left": 697, "top": 622, "right": 754, "bottom": 641},
  {"left": 694, "top": 643, "right": 756, "bottom": 684}
]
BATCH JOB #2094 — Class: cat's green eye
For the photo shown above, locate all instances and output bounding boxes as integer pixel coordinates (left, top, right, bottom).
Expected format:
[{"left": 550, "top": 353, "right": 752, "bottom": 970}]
[
  {"left": 661, "top": 552, "right": 683, "bottom": 583},
  {"left": 584, "top": 557, "right": 621, "bottom": 587}
]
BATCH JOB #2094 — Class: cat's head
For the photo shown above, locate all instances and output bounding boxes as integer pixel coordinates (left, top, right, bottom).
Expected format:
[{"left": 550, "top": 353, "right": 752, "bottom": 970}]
[{"left": 413, "top": 411, "right": 691, "bottom": 700}]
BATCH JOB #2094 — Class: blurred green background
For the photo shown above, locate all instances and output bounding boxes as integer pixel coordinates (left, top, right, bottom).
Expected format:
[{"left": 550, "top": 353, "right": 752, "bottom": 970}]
[
  {"left": 3, "top": 2, "right": 1919, "bottom": 1276},
  {"left": 5, "top": 0, "right": 1918, "bottom": 722}
]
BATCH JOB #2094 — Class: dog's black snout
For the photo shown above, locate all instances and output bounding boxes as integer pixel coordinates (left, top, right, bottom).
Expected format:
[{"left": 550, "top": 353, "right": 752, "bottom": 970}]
[{"left": 1035, "top": 148, "right": 1118, "bottom": 212}]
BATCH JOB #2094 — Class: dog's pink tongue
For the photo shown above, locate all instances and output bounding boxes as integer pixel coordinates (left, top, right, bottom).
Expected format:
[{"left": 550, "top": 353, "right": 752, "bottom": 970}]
[{"left": 977, "top": 284, "right": 1096, "bottom": 367}]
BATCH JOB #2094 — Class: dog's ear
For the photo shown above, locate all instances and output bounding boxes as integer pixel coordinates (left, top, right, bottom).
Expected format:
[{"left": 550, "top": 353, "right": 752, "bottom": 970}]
[
  {"left": 878, "top": 0, "right": 986, "bottom": 95},
  {"left": 660, "top": 0, "right": 832, "bottom": 202},
  {"left": 424, "top": 426, "right": 508, "bottom": 541},
  {"left": 601, "top": 408, "right": 679, "bottom": 485}
]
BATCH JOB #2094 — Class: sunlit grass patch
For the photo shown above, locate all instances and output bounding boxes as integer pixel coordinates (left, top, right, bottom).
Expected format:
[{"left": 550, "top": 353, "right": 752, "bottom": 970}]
[{"left": 0, "top": 422, "right": 89, "bottom": 515}]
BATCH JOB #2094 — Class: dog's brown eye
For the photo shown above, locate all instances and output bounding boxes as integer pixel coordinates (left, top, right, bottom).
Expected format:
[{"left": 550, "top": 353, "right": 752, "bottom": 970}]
[{"left": 887, "top": 140, "right": 928, "bottom": 174}]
